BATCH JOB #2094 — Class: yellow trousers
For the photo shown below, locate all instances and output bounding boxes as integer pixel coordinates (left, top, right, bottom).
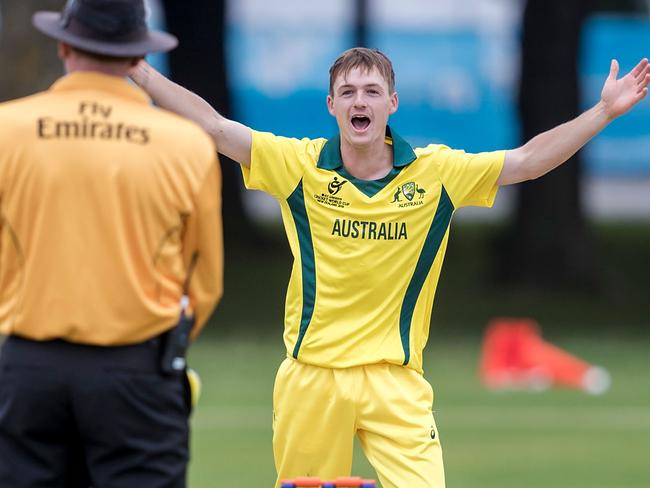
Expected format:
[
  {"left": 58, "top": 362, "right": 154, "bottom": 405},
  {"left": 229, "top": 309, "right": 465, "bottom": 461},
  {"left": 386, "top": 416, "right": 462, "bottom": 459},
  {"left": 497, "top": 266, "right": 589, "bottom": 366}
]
[{"left": 273, "top": 359, "right": 445, "bottom": 488}]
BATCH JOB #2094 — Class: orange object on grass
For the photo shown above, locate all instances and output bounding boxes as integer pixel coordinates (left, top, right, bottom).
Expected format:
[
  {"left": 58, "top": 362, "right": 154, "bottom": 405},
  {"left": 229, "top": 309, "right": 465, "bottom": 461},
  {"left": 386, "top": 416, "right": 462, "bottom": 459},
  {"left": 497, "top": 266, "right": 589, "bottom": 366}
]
[{"left": 479, "top": 318, "right": 610, "bottom": 394}]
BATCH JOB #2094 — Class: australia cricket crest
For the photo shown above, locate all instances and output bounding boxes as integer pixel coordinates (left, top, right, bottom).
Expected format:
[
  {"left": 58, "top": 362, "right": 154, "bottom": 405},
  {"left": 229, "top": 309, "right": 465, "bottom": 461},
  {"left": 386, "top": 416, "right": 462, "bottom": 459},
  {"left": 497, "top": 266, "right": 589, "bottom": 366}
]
[
  {"left": 402, "top": 182, "right": 416, "bottom": 201},
  {"left": 390, "top": 181, "right": 426, "bottom": 207}
]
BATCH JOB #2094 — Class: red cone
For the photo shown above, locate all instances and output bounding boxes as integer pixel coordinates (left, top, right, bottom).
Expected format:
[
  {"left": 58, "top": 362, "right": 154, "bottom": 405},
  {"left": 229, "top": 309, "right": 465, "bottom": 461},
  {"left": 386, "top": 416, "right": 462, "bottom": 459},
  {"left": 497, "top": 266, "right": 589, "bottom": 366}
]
[{"left": 479, "top": 318, "right": 610, "bottom": 394}]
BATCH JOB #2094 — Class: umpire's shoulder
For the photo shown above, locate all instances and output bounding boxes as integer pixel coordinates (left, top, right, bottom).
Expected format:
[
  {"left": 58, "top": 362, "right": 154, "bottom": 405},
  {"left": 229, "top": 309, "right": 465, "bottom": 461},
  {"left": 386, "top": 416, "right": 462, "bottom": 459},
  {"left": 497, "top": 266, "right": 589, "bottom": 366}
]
[
  {"left": 144, "top": 105, "right": 216, "bottom": 163},
  {"left": 0, "top": 92, "right": 49, "bottom": 141}
]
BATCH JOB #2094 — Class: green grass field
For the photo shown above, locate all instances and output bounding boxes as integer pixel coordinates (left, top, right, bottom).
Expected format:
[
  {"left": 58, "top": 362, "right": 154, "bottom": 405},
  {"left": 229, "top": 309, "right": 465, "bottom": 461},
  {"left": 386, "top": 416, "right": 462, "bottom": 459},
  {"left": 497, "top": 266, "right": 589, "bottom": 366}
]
[
  {"left": 186, "top": 336, "right": 650, "bottom": 487},
  {"left": 186, "top": 223, "right": 649, "bottom": 486}
]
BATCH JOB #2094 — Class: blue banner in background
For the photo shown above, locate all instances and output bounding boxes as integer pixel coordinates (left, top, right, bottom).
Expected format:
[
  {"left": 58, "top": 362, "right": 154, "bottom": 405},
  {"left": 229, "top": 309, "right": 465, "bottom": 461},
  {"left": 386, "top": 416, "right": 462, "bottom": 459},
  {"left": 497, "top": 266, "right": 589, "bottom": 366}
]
[
  {"left": 226, "top": 5, "right": 519, "bottom": 152},
  {"left": 368, "top": 28, "right": 518, "bottom": 153},
  {"left": 581, "top": 15, "right": 650, "bottom": 176},
  {"left": 227, "top": 26, "right": 347, "bottom": 138},
  {"left": 226, "top": 0, "right": 353, "bottom": 139}
]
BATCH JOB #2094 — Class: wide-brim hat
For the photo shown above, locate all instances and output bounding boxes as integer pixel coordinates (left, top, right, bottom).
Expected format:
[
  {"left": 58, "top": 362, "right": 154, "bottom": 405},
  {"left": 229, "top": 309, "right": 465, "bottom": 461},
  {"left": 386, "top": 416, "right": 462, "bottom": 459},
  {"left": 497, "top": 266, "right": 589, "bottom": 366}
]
[{"left": 33, "top": 0, "right": 177, "bottom": 57}]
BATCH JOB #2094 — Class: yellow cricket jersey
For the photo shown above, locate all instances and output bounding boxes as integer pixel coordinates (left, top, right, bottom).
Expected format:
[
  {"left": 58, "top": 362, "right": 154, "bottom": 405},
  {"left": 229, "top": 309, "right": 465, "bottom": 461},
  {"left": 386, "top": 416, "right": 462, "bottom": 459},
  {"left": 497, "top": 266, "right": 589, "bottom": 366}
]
[
  {"left": 0, "top": 72, "right": 223, "bottom": 345},
  {"left": 242, "top": 127, "right": 503, "bottom": 373}
]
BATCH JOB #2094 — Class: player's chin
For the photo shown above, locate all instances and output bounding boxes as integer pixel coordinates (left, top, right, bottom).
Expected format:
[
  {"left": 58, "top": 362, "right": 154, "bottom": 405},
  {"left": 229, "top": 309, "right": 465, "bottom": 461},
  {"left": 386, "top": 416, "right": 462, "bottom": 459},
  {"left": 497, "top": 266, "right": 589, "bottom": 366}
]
[
  {"left": 347, "top": 124, "right": 374, "bottom": 144},
  {"left": 348, "top": 133, "right": 374, "bottom": 147}
]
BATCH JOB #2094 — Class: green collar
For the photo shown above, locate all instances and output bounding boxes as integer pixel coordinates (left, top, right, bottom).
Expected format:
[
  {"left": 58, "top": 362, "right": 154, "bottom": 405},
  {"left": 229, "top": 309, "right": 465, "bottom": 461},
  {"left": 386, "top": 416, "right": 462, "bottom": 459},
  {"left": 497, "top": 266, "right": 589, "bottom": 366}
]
[{"left": 316, "top": 126, "right": 416, "bottom": 170}]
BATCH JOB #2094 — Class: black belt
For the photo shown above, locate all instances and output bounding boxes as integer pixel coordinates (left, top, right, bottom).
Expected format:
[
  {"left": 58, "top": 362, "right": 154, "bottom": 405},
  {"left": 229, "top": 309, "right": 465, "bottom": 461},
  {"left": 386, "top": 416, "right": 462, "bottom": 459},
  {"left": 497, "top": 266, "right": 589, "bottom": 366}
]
[{"left": 0, "top": 335, "right": 162, "bottom": 373}]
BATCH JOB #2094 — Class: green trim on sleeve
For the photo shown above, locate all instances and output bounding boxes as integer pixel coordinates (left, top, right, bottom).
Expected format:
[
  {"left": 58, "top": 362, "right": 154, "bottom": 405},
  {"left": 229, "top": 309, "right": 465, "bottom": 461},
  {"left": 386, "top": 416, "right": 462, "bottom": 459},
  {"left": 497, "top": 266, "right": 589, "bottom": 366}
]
[
  {"left": 287, "top": 180, "right": 316, "bottom": 359},
  {"left": 399, "top": 186, "right": 454, "bottom": 365}
]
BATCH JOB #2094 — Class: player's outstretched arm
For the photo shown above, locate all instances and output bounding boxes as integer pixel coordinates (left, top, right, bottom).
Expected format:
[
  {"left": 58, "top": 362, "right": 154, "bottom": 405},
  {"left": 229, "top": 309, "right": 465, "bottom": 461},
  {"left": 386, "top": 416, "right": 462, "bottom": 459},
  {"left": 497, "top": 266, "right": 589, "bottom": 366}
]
[
  {"left": 498, "top": 58, "right": 650, "bottom": 186},
  {"left": 130, "top": 61, "right": 253, "bottom": 166}
]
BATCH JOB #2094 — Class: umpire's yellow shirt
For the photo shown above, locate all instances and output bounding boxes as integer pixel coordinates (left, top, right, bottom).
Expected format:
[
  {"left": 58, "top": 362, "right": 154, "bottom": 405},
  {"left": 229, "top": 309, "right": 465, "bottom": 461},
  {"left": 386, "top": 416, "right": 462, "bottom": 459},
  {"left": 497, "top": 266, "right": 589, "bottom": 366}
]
[
  {"left": 243, "top": 128, "right": 503, "bottom": 373},
  {"left": 0, "top": 72, "right": 223, "bottom": 345}
]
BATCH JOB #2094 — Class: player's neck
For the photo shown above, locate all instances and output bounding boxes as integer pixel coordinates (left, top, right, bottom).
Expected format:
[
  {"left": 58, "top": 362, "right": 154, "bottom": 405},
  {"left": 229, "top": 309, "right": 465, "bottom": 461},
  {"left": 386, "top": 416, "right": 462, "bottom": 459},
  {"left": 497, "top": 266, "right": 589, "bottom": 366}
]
[{"left": 340, "top": 137, "right": 393, "bottom": 180}]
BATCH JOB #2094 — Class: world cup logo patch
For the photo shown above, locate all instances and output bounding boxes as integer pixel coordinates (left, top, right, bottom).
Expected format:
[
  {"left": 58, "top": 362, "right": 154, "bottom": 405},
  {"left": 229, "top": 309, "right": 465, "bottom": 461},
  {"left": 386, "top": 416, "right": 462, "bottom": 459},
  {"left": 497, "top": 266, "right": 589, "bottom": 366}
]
[{"left": 328, "top": 176, "right": 347, "bottom": 195}]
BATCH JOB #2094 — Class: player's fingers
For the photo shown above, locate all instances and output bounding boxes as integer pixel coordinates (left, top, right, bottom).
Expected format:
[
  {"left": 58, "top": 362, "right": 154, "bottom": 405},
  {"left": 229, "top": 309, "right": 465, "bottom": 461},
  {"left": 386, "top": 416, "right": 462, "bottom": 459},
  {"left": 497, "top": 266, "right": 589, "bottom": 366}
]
[
  {"left": 638, "top": 74, "right": 650, "bottom": 93},
  {"left": 631, "top": 58, "right": 649, "bottom": 80},
  {"left": 608, "top": 59, "right": 619, "bottom": 81},
  {"left": 630, "top": 66, "right": 649, "bottom": 91},
  {"left": 635, "top": 68, "right": 650, "bottom": 89}
]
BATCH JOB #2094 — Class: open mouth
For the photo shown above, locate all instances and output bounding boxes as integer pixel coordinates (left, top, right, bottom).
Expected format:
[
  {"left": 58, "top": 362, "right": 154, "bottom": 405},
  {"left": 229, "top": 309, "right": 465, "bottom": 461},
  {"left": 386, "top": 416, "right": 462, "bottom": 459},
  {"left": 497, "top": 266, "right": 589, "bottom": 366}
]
[{"left": 351, "top": 115, "right": 371, "bottom": 132}]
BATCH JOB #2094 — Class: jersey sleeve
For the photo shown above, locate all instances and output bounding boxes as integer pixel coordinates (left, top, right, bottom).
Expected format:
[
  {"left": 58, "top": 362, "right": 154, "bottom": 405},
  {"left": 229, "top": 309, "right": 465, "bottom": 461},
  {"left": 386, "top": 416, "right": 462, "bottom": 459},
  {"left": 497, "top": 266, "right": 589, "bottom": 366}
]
[
  {"left": 427, "top": 145, "right": 505, "bottom": 209},
  {"left": 241, "top": 130, "right": 318, "bottom": 200}
]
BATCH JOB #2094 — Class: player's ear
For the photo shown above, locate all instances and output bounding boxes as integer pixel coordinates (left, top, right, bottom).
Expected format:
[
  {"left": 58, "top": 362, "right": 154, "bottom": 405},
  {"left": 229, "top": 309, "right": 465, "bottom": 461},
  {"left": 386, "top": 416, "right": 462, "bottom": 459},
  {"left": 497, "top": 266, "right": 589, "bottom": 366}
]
[
  {"left": 57, "top": 42, "right": 71, "bottom": 61},
  {"left": 327, "top": 94, "right": 335, "bottom": 116},
  {"left": 389, "top": 91, "right": 399, "bottom": 114}
]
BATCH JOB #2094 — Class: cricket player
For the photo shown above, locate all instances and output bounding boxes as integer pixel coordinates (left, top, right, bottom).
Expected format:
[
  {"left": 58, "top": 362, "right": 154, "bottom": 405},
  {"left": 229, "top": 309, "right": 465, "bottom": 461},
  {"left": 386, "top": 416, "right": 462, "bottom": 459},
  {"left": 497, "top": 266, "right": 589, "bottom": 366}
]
[
  {"left": 131, "top": 48, "right": 649, "bottom": 487},
  {"left": 0, "top": 1, "right": 223, "bottom": 487}
]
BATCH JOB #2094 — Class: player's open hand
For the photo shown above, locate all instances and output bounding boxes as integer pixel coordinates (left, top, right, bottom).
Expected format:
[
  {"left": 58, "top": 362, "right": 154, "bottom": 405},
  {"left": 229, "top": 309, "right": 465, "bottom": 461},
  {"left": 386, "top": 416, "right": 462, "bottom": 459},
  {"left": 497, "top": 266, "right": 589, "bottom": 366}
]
[{"left": 600, "top": 58, "right": 650, "bottom": 120}]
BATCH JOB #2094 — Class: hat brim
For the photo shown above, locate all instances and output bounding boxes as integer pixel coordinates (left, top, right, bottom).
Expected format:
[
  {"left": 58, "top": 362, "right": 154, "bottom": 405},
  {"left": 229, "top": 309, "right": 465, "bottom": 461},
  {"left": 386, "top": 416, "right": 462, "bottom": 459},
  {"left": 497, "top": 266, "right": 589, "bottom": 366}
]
[{"left": 33, "top": 11, "right": 178, "bottom": 57}]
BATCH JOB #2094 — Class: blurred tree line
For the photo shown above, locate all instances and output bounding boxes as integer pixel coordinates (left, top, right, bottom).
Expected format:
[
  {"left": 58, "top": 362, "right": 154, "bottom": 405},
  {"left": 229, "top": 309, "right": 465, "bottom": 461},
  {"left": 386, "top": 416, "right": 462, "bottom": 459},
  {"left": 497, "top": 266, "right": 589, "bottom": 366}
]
[{"left": 0, "top": 0, "right": 647, "bottom": 299}]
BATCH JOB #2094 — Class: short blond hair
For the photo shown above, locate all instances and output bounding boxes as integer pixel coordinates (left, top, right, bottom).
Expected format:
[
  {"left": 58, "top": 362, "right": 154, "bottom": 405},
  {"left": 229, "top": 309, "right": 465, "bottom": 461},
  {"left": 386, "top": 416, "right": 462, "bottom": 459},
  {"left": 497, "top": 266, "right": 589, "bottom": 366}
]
[{"left": 328, "top": 47, "right": 395, "bottom": 95}]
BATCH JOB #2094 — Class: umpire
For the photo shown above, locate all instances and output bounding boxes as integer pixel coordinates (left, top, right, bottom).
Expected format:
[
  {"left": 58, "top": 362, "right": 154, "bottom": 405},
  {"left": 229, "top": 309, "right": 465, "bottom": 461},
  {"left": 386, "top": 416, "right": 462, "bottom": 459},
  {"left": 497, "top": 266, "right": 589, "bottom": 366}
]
[{"left": 0, "top": 1, "right": 223, "bottom": 487}]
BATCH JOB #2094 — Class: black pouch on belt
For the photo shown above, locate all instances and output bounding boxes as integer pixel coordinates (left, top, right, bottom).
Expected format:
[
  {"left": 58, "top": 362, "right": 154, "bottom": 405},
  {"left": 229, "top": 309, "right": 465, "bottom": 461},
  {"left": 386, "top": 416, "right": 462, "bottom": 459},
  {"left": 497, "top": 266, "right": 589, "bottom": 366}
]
[{"left": 160, "top": 298, "right": 195, "bottom": 376}]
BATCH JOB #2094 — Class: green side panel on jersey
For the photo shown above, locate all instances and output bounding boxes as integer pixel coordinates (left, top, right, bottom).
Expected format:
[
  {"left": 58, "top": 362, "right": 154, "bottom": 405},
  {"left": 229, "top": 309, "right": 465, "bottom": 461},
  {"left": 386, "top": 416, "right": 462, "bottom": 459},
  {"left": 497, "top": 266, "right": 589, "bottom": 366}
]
[
  {"left": 287, "top": 180, "right": 316, "bottom": 359},
  {"left": 399, "top": 186, "right": 454, "bottom": 365}
]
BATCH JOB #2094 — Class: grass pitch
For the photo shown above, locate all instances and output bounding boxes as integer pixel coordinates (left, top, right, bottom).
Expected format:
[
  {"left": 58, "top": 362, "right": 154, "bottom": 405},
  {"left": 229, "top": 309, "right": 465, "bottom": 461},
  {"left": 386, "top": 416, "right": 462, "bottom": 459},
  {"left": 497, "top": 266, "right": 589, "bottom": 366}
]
[
  {"left": 187, "top": 223, "right": 649, "bottom": 486},
  {"left": 187, "top": 337, "right": 650, "bottom": 487}
]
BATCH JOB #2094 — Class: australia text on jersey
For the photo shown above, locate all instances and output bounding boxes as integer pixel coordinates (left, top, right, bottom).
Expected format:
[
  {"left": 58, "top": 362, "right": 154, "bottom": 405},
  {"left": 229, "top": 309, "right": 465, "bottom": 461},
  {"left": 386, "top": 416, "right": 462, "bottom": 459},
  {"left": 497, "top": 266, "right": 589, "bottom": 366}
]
[{"left": 331, "top": 219, "right": 407, "bottom": 240}]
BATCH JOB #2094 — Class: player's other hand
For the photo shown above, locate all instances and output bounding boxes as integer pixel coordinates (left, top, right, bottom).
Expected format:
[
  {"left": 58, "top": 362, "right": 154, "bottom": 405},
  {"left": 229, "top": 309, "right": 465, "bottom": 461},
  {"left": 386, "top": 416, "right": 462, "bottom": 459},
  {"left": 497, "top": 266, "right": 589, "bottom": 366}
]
[{"left": 601, "top": 58, "right": 650, "bottom": 120}]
